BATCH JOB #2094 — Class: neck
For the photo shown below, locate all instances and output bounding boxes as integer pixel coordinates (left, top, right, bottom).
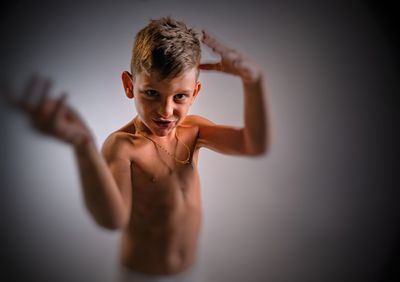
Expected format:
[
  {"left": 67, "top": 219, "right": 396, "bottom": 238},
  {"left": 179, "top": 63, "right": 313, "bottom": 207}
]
[
  {"left": 133, "top": 116, "right": 177, "bottom": 142},
  {"left": 133, "top": 116, "right": 191, "bottom": 165}
]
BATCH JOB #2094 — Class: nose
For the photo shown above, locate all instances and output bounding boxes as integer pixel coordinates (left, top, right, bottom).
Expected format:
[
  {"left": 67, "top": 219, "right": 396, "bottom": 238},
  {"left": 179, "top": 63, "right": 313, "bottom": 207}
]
[{"left": 158, "top": 99, "right": 174, "bottom": 118}]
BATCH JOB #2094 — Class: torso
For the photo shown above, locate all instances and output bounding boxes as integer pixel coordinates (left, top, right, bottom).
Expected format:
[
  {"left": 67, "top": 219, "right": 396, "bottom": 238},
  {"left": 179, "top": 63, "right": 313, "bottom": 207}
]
[{"left": 114, "top": 116, "right": 203, "bottom": 275}]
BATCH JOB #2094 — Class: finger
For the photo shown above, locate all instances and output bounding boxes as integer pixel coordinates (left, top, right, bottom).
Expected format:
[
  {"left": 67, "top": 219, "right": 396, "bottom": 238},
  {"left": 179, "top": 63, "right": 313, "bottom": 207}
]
[
  {"left": 22, "top": 74, "right": 39, "bottom": 102},
  {"left": 34, "top": 79, "right": 52, "bottom": 113},
  {"left": 14, "top": 74, "right": 41, "bottom": 114},
  {"left": 202, "top": 31, "right": 224, "bottom": 52},
  {"left": 199, "top": 63, "right": 222, "bottom": 71},
  {"left": 202, "top": 30, "right": 242, "bottom": 64},
  {"left": 223, "top": 50, "right": 242, "bottom": 65},
  {"left": 0, "top": 80, "right": 37, "bottom": 112},
  {"left": 48, "top": 92, "right": 68, "bottom": 126},
  {"left": 0, "top": 82, "right": 34, "bottom": 112},
  {"left": 232, "top": 57, "right": 244, "bottom": 69},
  {"left": 201, "top": 30, "right": 230, "bottom": 54}
]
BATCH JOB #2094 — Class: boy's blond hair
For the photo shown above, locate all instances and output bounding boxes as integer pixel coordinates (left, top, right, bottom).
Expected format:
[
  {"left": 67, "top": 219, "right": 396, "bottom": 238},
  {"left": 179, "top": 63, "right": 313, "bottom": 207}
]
[{"left": 131, "top": 17, "right": 201, "bottom": 81}]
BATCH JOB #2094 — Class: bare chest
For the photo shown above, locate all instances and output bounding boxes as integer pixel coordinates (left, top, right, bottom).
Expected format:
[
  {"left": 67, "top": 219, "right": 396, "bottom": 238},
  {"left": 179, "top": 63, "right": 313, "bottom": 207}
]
[{"left": 128, "top": 131, "right": 202, "bottom": 217}]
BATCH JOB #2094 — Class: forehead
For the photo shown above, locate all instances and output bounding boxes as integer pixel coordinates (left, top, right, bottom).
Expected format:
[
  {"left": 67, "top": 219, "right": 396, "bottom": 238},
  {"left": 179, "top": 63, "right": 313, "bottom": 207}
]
[{"left": 135, "top": 68, "right": 198, "bottom": 91}]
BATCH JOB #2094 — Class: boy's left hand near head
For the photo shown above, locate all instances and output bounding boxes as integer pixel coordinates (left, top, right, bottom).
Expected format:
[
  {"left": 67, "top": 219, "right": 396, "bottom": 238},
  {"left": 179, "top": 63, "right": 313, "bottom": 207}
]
[{"left": 200, "top": 30, "right": 263, "bottom": 84}]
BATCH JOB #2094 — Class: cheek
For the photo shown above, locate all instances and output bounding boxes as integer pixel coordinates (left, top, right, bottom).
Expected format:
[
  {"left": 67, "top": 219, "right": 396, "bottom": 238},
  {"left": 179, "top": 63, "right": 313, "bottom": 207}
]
[
  {"left": 134, "top": 101, "right": 148, "bottom": 118},
  {"left": 135, "top": 98, "right": 152, "bottom": 112},
  {"left": 133, "top": 99, "right": 141, "bottom": 112},
  {"left": 175, "top": 104, "right": 190, "bottom": 116}
]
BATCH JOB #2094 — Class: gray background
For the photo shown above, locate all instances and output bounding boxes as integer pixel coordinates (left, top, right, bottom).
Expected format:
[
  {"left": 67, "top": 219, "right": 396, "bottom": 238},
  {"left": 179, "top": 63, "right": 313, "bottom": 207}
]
[{"left": 1, "top": 0, "right": 398, "bottom": 281}]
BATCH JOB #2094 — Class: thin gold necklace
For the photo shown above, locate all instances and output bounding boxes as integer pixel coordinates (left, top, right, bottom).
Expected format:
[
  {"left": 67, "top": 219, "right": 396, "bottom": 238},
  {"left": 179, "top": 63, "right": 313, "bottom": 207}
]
[{"left": 134, "top": 118, "right": 191, "bottom": 165}]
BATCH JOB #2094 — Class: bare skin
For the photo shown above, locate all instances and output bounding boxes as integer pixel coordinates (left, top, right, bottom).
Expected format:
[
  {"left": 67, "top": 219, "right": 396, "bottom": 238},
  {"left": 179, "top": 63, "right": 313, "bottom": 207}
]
[
  {"left": 107, "top": 116, "right": 203, "bottom": 274},
  {"left": 1, "top": 30, "right": 270, "bottom": 276}
]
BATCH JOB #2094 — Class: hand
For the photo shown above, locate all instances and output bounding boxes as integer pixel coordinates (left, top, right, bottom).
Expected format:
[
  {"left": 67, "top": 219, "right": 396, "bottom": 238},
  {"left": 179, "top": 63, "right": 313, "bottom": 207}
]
[
  {"left": 200, "top": 30, "right": 262, "bottom": 83},
  {"left": 1, "top": 75, "right": 93, "bottom": 147}
]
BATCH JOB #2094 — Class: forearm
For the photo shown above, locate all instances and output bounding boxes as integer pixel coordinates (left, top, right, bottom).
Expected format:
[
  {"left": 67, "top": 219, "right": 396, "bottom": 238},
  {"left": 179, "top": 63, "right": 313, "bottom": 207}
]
[
  {"left": 73, "top": 137, "right": 126, "bottom": 230},
  {"left": 242, "top": 73, "right": 270, "bottom": 155}
]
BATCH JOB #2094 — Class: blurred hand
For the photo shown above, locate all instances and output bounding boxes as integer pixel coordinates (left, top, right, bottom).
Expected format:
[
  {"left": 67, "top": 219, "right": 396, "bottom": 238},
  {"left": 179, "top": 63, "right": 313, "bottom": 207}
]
[
  {"left": 1, "top": 75, "right": 93, "bottom": 147},
  {"left": 200, "top": 30, "right": 262, "bottom": 84}
]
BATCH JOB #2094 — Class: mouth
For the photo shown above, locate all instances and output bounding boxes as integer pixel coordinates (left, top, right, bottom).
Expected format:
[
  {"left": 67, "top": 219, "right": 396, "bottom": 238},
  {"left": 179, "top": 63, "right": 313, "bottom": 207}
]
[{"left": 152, "top": 118, "right": 176, "bottom": 128}]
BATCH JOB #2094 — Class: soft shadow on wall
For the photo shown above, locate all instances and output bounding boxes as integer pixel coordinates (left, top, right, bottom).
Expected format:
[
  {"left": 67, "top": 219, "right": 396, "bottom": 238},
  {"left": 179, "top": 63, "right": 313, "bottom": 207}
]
[{"left": 0, "top": 0, "right": 400, "bottom": 282}]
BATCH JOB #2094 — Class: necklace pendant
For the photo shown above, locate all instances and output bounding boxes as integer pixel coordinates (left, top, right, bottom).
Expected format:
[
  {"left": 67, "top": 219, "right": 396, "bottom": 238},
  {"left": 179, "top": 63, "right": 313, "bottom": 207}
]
[{"left": 135, "top": 119, "right": 191, "bottom": 167}]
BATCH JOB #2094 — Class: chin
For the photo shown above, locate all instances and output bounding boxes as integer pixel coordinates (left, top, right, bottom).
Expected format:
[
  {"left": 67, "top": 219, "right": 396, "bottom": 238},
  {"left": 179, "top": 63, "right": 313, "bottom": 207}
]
[{"left": 152, "top": 127, "right": 173, "bottom": 137}]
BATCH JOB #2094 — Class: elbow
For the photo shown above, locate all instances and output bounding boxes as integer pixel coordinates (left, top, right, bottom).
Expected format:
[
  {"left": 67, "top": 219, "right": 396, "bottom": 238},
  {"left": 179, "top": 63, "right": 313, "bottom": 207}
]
[
  {"left": 244, "top": 139, "right": 270, "bottom": 157},
  {"left": 246, "top": 145, "right": 268, "bottom": 157},
  {"left": 92, "top": 215, "right": 120, "bottom": 231},
  {"left": 87, "top": 205, "right": 128, "bottom": 231},
  {"left": 95, "top": 216, "right": 128, "bottom": 231},
  {"left": 101, "top": 223, "right": 120, "bottom": 231},
  {"left": 243, "top": 130, "right": 270, "bottom": 157}
]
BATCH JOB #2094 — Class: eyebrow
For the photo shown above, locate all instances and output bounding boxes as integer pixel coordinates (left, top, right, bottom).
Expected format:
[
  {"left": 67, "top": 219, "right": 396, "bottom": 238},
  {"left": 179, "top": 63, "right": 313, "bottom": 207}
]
[
  {"left": 177, "top": 89, "right": 192, "bottom": 94},
  {"left": 141, "top": 84, "right": 154, "bottom": 88},
  {"left": 140, "top": 86, "right": 192, "bottom": 94}
]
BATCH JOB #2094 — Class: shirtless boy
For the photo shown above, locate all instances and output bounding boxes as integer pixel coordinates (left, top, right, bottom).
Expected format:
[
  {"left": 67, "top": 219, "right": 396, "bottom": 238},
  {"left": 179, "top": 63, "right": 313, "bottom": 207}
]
[{"left": 4, "top": 17, "right": 269, "bottom": 281}]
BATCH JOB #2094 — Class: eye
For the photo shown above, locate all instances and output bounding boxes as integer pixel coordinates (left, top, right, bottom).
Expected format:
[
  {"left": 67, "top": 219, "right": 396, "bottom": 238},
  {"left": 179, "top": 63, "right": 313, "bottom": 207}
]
[
  {"left": 144, "top": 90, "right": 159, "bottom": 98},
  {"left": 174, "top": 94, "right": 188, "bottom": 102}
]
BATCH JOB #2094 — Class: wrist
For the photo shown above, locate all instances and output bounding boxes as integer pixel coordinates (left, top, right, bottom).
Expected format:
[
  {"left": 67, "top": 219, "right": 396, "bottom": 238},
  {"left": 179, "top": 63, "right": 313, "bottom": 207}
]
[
  {"left": 73, "top": 133, "right": 96, "bottom": 153},
  {"left": 240, "top": 66, "right": 263, "bottom": 85},
  {"left": 242, "top": 70, "right": 264, "bottom": 86}
]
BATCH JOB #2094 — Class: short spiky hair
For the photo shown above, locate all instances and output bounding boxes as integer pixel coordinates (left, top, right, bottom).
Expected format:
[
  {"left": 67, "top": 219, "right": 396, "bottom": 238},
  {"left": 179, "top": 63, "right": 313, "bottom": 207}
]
[{"left": 131, "top": 17, "right": 201, "bottom": 81}]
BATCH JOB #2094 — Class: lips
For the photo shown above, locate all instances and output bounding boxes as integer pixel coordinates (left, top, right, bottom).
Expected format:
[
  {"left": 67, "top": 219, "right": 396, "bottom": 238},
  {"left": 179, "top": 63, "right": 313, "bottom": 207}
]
[{"left": 152, "top": 118, "right": 175, "bottom": 128}]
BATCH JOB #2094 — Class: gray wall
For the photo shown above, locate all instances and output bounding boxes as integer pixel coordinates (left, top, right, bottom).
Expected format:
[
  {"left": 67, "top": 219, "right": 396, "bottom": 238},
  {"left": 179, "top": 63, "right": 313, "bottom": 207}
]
[{"left": 1, "top": 0, "right": 398, "bottom": 281}]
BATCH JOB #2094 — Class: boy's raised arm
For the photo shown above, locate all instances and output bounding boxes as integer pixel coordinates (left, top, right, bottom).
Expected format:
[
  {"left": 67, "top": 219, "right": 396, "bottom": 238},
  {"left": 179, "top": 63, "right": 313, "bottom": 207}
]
[
  {"left": 75, "top": 135, "right": 131, "bottom": 230},
  {"left": 196, "top": 31, "right": 271, "bottom": 156},
  {"left": 1, "top": 76, "right": 130, "bottom": 230}
]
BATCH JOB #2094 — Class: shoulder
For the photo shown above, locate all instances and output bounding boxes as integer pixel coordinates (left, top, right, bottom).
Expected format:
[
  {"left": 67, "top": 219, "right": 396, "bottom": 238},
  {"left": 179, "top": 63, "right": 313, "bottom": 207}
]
[
  {"left": 101, "top": 130, "right": 137, "bottom": 160},
  {"left": 102, "top": 130, "right": 136, "bottom": 149},
  {"left": 182, "top": 115, "right": 215, "bottom": 127}
]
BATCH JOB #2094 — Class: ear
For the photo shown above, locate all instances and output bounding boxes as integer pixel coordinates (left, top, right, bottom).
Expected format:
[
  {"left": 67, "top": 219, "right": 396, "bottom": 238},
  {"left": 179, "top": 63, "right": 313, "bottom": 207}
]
[
  {"left": 121, "top": 71, "right": 134, "bottom": 99},
  {"left": 190, "top": 81, "right": 201, "bottom": 105}
]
